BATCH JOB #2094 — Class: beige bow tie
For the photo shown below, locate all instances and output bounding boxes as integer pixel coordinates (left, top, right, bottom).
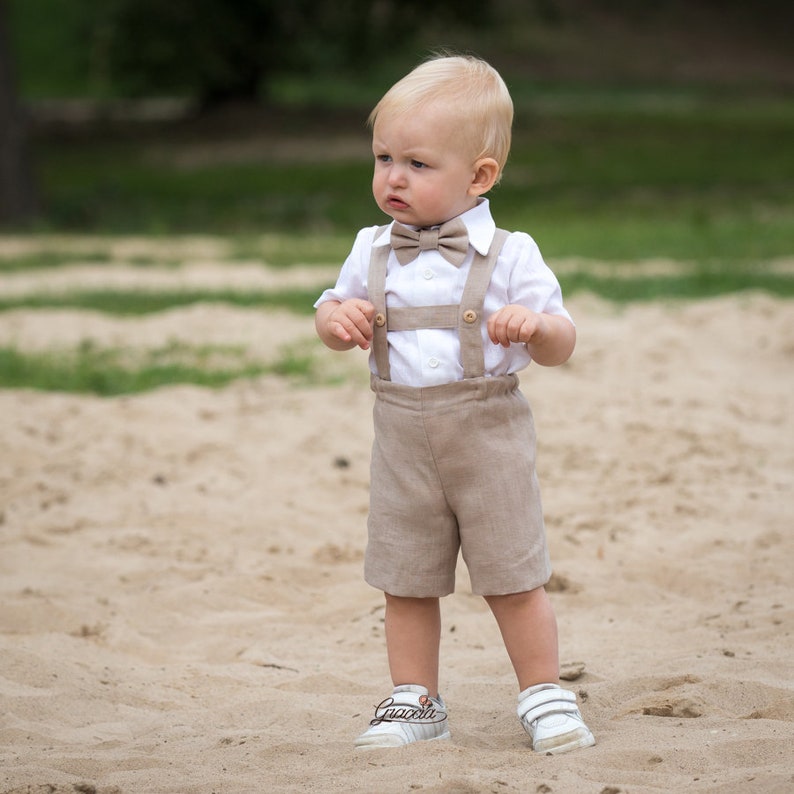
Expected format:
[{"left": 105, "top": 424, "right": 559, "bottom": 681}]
[{"left": 390, "top": 218, "right": 469, "bottom": 267}]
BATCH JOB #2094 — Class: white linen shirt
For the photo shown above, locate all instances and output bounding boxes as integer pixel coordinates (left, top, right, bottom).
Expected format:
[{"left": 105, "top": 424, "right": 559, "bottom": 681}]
[{"left": 314, "top": 199, "right": 572, "bottom": 387}]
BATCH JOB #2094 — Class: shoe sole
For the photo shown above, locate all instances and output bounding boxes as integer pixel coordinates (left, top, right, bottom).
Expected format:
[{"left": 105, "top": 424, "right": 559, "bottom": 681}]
[
  {"left": 354, "top": 730, "right": 452, "bottom": 750},
  {"left": 534, "top": 729, "right": 595, "bottom": 755}
]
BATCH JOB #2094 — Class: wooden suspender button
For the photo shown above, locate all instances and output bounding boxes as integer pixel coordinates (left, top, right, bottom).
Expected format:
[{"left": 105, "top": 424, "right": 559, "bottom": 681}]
[
  {"left": 463, "top": 310, "right": 478, "bottom": 323},
  {"left": 374, "top": 313, "right": 386, "bottom": 327}
]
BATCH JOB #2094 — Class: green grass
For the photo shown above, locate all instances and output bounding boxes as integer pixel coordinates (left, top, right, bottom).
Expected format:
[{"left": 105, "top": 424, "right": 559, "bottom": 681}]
[
  {"left": 7, "top": 9, "right": 792, "bottom": 397},
  {"left": 559, "top": 267, "right": 794, "bottom": 301},
  {"left": 0, "top": 340, "right": 322, "bottom": 395},
  {"left": 0, "top": 262, "right": 789, "bottom": 321},
  {"left": 9, "top": 2, "right": 793, "bottom": 267},
  {"left": 0, "top": 235, "right": 353, "bottom": 270},
  {"left": 25, "top": 92, "right": 794, "bottom": 270},
  {"left": 5, "top": 81, "right": 793, "bottom": 395},
  {"left": 33, "top": 143, "right": 374, "bottom": 235},
  {"left": 494, "top": 102, "right": 794, "bottom": 264},
  {"left": 3, "top": 260, "right": 789, "bottom": 396},
  {"left": 235, "top": 234, "right": 354, "bottom": 268},
  {"left": 0, "top": 287, "right": 326, "bottom": 315},
  {"left": 0, "top": 249, "right": 127, "bottom": 272}
]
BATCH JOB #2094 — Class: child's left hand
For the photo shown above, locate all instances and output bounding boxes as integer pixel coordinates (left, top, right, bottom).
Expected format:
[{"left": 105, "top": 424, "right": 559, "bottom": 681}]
[{"left": 487, "top": 304, "right": 546, "bottom": 348}]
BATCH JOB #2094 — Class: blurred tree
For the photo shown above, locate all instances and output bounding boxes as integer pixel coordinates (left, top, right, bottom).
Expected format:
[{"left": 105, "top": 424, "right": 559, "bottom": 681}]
[
  {"left": 104, "top": 0, "right": 489, "bottom": 108},
  {"left": 0, "top": 0, "right": 38, "bottom": 225}
]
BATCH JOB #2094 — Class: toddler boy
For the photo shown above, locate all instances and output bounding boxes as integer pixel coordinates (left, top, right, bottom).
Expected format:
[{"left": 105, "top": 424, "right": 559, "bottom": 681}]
[{"left": 314, "top": 54, "right": 594, "bottom": 754}]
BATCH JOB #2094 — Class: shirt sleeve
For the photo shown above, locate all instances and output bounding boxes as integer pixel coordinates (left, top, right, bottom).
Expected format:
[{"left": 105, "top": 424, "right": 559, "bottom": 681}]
[
  {"left": 502, "top": 231, "right": 573, "bottom": 325},
  {"left": 313, "top": 226, "right": 378, "bottom": 308}
]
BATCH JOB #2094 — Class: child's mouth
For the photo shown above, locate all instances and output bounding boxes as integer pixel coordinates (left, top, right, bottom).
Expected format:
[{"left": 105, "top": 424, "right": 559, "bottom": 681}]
[{"left": 387, "top": 196, "right": 409, "bottom": 210}]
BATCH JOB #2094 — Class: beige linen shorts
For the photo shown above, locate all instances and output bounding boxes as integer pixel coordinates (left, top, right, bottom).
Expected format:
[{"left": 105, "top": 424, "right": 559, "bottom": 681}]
[{"left": 365, "top": 373, "right": 551, "bottom": 597}]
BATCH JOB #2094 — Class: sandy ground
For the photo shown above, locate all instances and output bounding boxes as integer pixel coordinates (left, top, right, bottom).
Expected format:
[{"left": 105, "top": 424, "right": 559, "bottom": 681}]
[{"left": 0, "top": 257, "right": 792, "bottom": 793}]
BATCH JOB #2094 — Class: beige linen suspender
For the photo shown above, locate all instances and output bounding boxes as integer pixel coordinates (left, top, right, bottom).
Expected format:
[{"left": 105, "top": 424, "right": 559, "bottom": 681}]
[{"left": 367, "top": 227, "right": 510, "bottom": 381}]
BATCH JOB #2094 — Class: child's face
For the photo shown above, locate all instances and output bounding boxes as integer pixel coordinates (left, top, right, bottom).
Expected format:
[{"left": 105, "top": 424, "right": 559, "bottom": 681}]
[{"left": 371, "top": 105, "right": 482, "bottom": 228}]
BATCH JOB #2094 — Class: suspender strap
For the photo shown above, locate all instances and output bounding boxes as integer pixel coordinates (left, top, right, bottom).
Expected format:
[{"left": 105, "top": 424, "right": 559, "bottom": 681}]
[
  {"left": 367, "top": 227, "right": 391, "bottom": 381},
  {"left": 460, "top": 228, "right": 509, "bottom": 379},
  {"left": 368, "top": 226, "right": 510, "bottom": 382},
  {"left": 387, "top": 305, "right": 458, "bottom": 331}
]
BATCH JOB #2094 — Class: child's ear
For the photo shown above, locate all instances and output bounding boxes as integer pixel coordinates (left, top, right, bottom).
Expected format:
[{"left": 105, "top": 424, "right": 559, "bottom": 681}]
[{"left": 469, "top": 158, "right": 500, "bottom": 196}]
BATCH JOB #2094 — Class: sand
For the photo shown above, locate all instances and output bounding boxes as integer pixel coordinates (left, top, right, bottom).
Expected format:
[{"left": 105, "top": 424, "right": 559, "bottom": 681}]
[{"left": 0, "top": 257, "right": 792, "bottom": 793}]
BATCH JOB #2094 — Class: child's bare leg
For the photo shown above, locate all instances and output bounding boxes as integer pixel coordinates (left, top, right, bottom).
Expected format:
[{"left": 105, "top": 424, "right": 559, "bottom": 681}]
[
  {"left": 354, "top": 593, "right": 448, "bottom": 748},
  {"left": 384, "top": 593, "right": 441, "bottom": 698},
  {"left": 484, "top": 587, "right": 559, "bottom": 690},
  {"left": 488, "top": 587, "right": 595, "bottom": 753}
]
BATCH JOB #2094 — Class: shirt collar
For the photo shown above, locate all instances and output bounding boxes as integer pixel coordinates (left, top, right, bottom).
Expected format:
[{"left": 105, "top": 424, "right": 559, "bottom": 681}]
[
  {"left": 372, "top": 198, "right": 496, "bottom": 255},
  {"left": 459, "top": 198, "right": 496, "bottom": 256}
]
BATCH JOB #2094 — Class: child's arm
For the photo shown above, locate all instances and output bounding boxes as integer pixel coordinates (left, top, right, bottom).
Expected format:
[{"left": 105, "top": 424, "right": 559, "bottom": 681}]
[
  {"left": 487, "top": 305, "right": 576, "bottom": 366},
  {"left": 315, "top": 299, "right": 376, "bottom": 351}
]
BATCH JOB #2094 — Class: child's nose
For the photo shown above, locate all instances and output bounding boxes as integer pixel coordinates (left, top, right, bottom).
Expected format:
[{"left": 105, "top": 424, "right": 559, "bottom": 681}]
[{"left": 387, "top": 165, "right": 407, "bottom": 187}]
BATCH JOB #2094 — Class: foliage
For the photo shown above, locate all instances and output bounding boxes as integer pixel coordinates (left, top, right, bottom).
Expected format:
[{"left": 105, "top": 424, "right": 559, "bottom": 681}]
[{"left": 10, "top": 0, "right": 487, "bottom": 106}]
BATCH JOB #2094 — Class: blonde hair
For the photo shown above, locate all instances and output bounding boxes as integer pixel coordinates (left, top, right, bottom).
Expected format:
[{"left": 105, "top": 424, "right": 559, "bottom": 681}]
[{"left": 368, "top": 54, "right": 513, "bottom": 178}]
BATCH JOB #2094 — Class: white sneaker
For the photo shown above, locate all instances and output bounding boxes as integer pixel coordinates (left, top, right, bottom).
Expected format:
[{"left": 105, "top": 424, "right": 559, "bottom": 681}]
[
  {"left": 354, "top": 684, "right": 451, "bottom": 749},
  {"left": 517, "top": 683, "right": 595, "bottom": 754}
]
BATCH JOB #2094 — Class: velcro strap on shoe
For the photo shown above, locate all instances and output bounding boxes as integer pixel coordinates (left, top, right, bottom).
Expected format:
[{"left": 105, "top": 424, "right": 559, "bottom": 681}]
[{"left": 517, "top": 687, "right": 578, "bottom": 724}]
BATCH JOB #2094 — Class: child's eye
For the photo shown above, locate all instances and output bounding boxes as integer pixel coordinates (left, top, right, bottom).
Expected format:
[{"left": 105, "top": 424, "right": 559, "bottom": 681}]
[
  {"left": 411, "top": 160, "right": 427, "bottom": 169},
  {"left": 376, "top": 154, "right": 392, "bottom": 163}
]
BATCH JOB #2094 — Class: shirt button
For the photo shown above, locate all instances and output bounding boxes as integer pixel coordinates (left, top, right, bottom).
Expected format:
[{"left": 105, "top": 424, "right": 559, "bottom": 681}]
[
  {"left": 423, "top": 268, "right": 434, "bottom": 280},
  {"left": 427, "top": 357, "right": 440, "bottom": 368}
]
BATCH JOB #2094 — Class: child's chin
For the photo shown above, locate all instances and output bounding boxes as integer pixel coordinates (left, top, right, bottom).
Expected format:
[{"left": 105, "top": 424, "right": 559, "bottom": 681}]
[
  {"left": 386, "top": 211, "right": 416, "bottom": 226},
  {"left": 385, "top": 203, "right": 411, "bottom": 218}
]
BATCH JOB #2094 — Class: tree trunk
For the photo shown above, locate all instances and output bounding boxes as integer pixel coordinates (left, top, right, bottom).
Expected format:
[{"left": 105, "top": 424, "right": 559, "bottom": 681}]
[{"left": 0, "top": 0, "right": 39, "bottom": 226}]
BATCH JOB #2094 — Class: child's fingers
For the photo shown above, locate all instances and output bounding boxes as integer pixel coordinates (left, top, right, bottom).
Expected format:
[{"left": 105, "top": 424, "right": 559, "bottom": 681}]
[
  {"left": 331, "top": 321, "right": 352, "bottom": 342},
  {"left": 486, "top": 311, "right": 500, "bottom": 342},
  {"left": 487, "top": 310, "right": 513, "bottom": 347},
  {"left": 350, "top": 302, "right": 375, "bottom": 340},
  {"left": 489, "top": 307, "right": 538, "bottom": 346},
  {"left": 333, "top": 301, "right": 374, "bottom": 348}
]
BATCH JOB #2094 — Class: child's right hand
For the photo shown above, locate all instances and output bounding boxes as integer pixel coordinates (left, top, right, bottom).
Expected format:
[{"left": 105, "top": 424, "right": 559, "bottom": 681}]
[{"left": 316, "top": 299, "right": 376, "bottom": 350}]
